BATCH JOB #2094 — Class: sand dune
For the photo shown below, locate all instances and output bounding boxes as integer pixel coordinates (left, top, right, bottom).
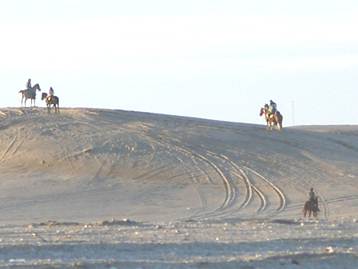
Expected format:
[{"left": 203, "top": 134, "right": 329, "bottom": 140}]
[{"left": 0, "top": 107, "right": 357, "bottom": 268}]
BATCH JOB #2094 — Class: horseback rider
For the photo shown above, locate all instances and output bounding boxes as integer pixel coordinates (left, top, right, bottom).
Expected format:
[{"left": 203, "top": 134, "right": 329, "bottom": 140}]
[
  {"left": 26, "top": 78, "right": 32, "bottom": 90},
  {"left": 303, "top": 188, "right": 320, "bottom": 218},
  {"left": 269, "top": 100, "right": 277, "bottom": 115},
  {"left": 47, "top": 87, "right": 54, "bottom": 102},
  {"left": 26, "top": 78, "right": 37, "bottom": 99},
  {"left": 309, "top": 187, "right": 320, "bottom": 215},
  {"left": 309, "top": 187, "right": 316, "bottom": 202}
]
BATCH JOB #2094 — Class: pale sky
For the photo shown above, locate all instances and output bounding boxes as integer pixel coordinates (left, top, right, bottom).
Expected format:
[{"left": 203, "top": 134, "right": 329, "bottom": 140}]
[{"left": 1, "top": 0, "right": 357, "bottom": 125}]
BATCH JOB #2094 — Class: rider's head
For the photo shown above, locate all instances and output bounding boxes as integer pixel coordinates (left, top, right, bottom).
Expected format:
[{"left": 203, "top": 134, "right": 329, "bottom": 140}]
[{"left": 310, "top": 187, "right": 314, "bottom": 191}]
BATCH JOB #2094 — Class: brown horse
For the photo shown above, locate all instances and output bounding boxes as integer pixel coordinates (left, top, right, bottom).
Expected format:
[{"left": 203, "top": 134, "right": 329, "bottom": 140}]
[
  {"left": 259, "top": 106, "right": 283, "bottom": 130},
  {"left": 42, "top": 93, "right": 60, "bottom": 113},
  {"left": 303, "top": 197, "right": 320, "bottom": 218},
  {"left": 19, "top": 84, "right": 41, "bottom": 107}
]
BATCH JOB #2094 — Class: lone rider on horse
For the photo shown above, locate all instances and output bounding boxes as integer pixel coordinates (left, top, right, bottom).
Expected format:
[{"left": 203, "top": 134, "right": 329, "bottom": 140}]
[
  {"left": 303, "top": 187, "right": 320, "bottom": 218},
  {"left": 309, "top": 188, "right": 316, "bottom": 203},
  {"left": 260, "top": 100, "right": 283, "bottom": 130},
  {"left": 26, "top": 78, "right": 32, "bottom": 90},
  {"left": 47, "top": 87, "right": 54, "bottom": 102},
  {"left": 269, "top": 100, "right": 277, "bottom": 115}
]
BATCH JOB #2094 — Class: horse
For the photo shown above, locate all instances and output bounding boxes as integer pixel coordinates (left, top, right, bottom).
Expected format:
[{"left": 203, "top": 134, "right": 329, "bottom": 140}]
[
  {"left": 303, "top": 197, "right": 320, "bottom": 218},
  {"left": 259, "top": 106, "right": 283, "bottom": 130},
  {"left": 42, "top": 92, "right": 60, "bottom": 113},
  {"left": 19, "top": 84, "right": 41, "bottom": 107}
]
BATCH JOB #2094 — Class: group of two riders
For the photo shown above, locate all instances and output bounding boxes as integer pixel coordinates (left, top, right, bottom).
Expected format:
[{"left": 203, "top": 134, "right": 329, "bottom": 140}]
[{"left": 26, "top": 78, "right": 55, "bottom": 102}]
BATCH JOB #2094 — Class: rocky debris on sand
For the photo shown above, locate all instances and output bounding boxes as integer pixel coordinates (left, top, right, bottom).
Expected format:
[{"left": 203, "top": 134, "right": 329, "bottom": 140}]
[{"left": 100, "top": 218, "right": 139, "bottom": 226}]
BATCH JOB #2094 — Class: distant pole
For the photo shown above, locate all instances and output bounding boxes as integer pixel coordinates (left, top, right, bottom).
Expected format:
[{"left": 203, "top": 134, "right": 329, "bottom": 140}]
[{"left": 291, "top": 100, "right": 295, "bottom": 126}]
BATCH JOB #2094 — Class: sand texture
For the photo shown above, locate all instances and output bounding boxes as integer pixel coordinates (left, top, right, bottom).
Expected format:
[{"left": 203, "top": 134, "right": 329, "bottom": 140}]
[{"left": 0, "top": 107, "right": 357, "bottom": 268}]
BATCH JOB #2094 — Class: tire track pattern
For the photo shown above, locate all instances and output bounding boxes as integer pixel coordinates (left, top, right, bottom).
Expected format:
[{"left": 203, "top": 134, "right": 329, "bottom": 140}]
[
  {"left": 43, "top": 112, "right": 288, "bottom": 221},
  {"left": 244, "top": 166, "right": 287, "bottom": 213},
  {"left": 147, "top": 133, "right": 288, "bottom": 220}
]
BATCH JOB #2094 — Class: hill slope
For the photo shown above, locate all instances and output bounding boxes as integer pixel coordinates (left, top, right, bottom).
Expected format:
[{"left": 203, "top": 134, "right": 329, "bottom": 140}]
[{"left": 0, "top": 107, "right": 357, "bottom": 224}]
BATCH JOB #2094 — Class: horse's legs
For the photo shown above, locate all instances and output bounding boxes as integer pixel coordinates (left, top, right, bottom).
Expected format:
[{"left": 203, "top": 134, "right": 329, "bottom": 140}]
[{"left": 277, "top": 119, "right": 282, "bottom": 130}]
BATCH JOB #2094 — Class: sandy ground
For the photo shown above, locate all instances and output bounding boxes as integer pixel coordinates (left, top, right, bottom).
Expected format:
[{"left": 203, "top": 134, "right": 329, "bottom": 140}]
[{"left": 0, "top": 107, "right": 357, "bottom": 268}]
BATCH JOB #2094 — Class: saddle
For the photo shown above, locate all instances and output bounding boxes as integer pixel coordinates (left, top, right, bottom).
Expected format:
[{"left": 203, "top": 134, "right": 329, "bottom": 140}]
[{"left": 268, "top": 113, "right": 275, "bottom": 119}]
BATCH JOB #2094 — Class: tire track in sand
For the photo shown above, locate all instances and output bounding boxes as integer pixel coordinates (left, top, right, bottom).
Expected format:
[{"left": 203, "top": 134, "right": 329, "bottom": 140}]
[
  {"left": 1, "top": 136, "right": 17, "bottom": 162},
  {"left": 0, "top": 131, "right": 25, "bottom": 162},
  {"left": 203, "top": 151, "right": 237, "bottom": 213},
  {"left": 206, "top": 152, "right": 268, "bottom": 217},
  {"left": 183, "top": 148, "right": 235, "bottom": 215},
  {"left": 215, "top": 154, "right": 254, "bottom": 210},
  {"left": 168, "top": 147, "right": 240, "bottom": 220},
  {"left": 243, "top": 166, "right": 287, "bottom": 213},
  {"left": 233, "top": 169, "right": 267, "bottom": 214},
  {"left": 141, "top": 136, "right": 213, "bottom": 213},
  {"left": 145, "top": 134, "right": 236, "bottom": 219},
  {"left": 153, "top": 137, "right": 268, "bottom": 220}
]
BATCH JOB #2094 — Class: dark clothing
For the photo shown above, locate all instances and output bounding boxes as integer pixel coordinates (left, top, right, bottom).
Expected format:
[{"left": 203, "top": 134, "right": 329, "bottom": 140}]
[
  {"left": 309, "top": 190, "right": 316, "bottom": 202},
  {"left": 26, "top": 80, "right": 32, "bottom": 90}
]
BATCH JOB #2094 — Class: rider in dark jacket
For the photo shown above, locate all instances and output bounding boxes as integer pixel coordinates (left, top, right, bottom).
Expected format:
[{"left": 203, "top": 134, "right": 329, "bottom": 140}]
[
  {"left": 309, "top": 188, "right": 316, "bottom": 202},
  {"left": 26, "top": 78, "right": 32, "bottom": 90},
  {"left": 269, "top": 100, "right": 277, "bottom": 115}
]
